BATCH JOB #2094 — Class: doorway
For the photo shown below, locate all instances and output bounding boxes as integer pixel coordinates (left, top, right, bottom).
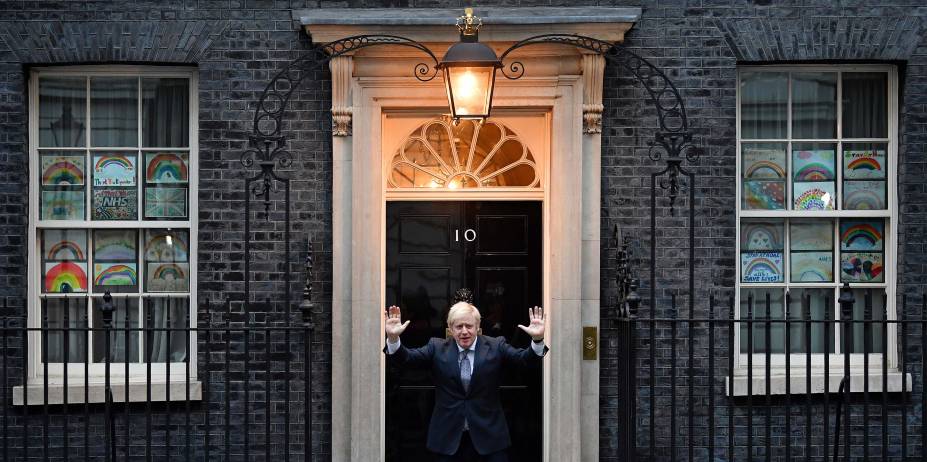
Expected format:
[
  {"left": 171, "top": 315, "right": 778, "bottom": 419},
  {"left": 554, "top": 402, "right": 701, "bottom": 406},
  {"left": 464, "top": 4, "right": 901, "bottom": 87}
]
[{"left": 384, "top": 200, "right": 542, "bottom": 461}]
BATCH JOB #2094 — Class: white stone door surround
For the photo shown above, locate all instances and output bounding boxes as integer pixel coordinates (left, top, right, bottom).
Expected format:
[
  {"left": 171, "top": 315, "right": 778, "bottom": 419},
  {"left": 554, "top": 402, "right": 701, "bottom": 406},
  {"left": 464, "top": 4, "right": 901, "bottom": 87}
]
[{"left": 295, "top": 7, "right": 641, "bottom": 461}]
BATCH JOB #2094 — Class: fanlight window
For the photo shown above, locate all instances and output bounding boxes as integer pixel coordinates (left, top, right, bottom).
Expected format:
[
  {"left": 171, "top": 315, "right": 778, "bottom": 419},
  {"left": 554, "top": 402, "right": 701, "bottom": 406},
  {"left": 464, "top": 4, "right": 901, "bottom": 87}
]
[{"left": 388, "top": 118, "right": 539, "bottom": 189}]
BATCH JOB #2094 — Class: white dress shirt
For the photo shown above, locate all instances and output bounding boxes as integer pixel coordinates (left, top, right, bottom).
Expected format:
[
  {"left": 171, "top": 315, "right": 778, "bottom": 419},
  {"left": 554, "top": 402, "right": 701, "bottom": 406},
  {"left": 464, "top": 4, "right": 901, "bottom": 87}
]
[{"left": 385, "top": 335, "right": 546, "bottom": 363}]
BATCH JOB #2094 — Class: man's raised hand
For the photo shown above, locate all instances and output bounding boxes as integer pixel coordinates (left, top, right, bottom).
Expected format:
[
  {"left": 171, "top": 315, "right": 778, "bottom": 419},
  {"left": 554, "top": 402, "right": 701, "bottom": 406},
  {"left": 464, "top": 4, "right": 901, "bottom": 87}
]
[
  {"left": 384, "top": 305, "right": 410, "bottom": 342},
  {"left": 517, "top": 306, "right": 546, "bottom": 341}
]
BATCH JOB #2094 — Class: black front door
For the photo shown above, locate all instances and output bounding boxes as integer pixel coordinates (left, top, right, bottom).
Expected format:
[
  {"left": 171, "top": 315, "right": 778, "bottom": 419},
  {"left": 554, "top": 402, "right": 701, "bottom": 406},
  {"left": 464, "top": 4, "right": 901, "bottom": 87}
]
[{"left": 385, "top": 201, "right": 542, "bottom": 462}]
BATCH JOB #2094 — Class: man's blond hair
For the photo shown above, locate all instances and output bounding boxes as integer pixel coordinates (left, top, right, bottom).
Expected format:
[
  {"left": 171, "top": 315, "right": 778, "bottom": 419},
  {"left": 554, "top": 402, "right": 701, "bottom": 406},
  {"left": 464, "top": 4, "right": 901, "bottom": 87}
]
[{"left": 447, "top": 301, "right": 481, "bottom": 327}]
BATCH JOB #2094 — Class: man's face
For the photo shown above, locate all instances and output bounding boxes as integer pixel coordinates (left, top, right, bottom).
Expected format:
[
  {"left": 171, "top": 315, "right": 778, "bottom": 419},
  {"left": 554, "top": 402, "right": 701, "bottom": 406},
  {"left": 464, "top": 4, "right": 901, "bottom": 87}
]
[{"left": 450, "top": 313, "right": 477, "bottom": 349}]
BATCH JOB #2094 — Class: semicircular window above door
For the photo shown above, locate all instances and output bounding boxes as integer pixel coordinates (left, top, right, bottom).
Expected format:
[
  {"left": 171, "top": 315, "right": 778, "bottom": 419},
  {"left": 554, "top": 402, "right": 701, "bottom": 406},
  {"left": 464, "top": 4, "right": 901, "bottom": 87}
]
[{"left": 388, "top": 118, "right": 540, "bottom": 189}]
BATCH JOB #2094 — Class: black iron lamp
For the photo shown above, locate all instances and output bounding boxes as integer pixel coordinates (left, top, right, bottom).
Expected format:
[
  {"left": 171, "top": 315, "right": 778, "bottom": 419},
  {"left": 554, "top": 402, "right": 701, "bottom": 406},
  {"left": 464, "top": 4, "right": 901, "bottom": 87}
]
[{"left": 437, "top": 8, "right": 502, "bottom": 121}]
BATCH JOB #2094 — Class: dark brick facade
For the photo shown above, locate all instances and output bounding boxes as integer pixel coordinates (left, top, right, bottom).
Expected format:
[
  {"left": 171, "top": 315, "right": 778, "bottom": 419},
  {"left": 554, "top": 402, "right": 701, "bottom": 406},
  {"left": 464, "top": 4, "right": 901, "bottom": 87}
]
[{"left": 0, "top": 1, "right": 925, "bottom": 461}]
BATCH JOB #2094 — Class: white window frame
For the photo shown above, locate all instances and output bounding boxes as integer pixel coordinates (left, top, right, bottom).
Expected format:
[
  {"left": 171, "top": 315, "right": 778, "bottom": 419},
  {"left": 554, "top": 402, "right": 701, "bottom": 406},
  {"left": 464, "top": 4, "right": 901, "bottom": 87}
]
[
  {"left": 25, "top": 65, "right": 199, "bottom": 386},
  {"left": 733, "top": 64, "right": 904, "bottom": 392}
]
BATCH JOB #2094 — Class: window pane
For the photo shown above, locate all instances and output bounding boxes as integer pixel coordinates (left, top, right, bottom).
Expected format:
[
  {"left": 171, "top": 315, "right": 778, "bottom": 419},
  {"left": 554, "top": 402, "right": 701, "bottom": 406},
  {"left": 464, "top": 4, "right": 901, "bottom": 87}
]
[
  {"left": 42, "top": 298, "right": 87, "bottom": 362},
  {"left": 740, "top": 72, "right": 787, "bottom": 139},
  {"left": 741, "top": 143, "right": 786, "bottom": 210},
  {"left": 39, "top": 152, "right": 86, "bottom": 220},
  {"left": 145, "top": 298, "right": 188, "bottom": 362},
  {"left": 792, "top": 72, "right": 837, "bottom": 139},
  {"left": 42, "top": 229, "right": 88, "bottom": 293},
  {"left": 90, "top": 77, "right": 138, "bottom": 147},
  {"left": 843, "top": 143, "right": 887, "bottom": 210},
  {"left": 741, "top": 220, "right": 784, "bottom": 283},
  {"left": 787, "top": 288, "right": 835, "bottom": 354},
  {"left": 143, "top": 152, "right": 189, "bottom": 220},
  {"left": 92, "top": 152, "right": 138, "bottom": 220},
  {"left": 789, "top": 220, "right": 834, "bottom": 282},
  {"left": 839, "top": 219, "right": 884, "bottom": 283},
  {"left": 842, "top": 288, "right": 885, "bottom": 354},
  {"left": 792, "top": 143, "right": 836, "bottom": 210},
  {"left": 93, "top": 230, "right": 138, "bottom": 294},
  {"left": 142, "top": 78, "right": 189, "bottom": 147},
  {"left": 739, "top": 289, "right": 785, "bottom": 353},
  {"left": 842, "top": 72, "right": 887, "bottom": 139},
  {"left": 39, "top": 77, "right": 86, "bottom": 147},
  {"left": 91, "top": 297, "right": 140, "bottom": 363},
  {"left": 144, "top": 229, "right": 190, "bottom": 292}
]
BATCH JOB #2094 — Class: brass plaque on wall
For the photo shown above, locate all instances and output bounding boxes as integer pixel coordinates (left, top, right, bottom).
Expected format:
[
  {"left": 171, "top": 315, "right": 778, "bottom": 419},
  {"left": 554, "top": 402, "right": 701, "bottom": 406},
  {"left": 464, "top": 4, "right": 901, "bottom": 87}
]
[{"left": 582, "top": 326, "right": 597, "bottom": 360}]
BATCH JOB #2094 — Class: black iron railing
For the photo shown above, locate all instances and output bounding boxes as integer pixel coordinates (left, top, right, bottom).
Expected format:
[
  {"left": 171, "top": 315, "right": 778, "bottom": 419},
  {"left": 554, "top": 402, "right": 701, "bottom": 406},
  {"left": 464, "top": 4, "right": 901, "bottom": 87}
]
[{"left": 615, "top": 285, "right": 927, "bottom": 461}]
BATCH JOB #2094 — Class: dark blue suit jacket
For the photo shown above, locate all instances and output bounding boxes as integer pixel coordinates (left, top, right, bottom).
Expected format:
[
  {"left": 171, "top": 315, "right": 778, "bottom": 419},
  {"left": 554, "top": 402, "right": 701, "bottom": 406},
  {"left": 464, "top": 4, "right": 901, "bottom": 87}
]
[{"left": 386, "top": 335, "right": 548, "bottom": 456}]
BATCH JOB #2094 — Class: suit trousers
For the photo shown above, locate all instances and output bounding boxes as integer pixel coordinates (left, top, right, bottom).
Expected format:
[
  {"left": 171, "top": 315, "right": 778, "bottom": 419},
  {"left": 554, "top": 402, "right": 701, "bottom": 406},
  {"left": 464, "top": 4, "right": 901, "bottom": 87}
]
[{"left": 432, "top": 431, "right": 509, "bottom": 462}]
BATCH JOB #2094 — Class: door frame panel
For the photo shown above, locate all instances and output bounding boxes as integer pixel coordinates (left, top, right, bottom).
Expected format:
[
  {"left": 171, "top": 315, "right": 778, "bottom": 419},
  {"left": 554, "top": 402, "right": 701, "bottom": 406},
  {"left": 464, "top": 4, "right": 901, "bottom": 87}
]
[{"left": 332, "top": 75, "right": 596, "bottom": 462}]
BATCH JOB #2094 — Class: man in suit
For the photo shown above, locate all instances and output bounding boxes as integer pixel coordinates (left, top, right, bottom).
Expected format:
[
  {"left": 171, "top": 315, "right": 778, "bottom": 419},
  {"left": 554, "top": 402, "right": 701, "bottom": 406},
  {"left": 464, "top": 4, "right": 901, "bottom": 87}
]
[{"left": 384, "top": 302, "right": 548, "bottom": 462}]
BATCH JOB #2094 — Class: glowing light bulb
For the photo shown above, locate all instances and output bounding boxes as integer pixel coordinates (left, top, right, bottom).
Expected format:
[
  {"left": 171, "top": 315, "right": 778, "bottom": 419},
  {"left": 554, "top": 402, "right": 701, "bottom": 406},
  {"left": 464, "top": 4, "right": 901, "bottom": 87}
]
[
  {"left": 448, "top": 180, "right": 460, "bottom": 189},
  {"left": 428, "top": 180, "right": 440, "bottom": 188}
]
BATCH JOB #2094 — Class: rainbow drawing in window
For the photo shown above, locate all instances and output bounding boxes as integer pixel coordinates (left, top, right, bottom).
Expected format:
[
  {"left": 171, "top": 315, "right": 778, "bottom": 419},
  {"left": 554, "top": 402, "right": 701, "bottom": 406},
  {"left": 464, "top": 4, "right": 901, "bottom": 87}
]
[
  {"left": 741, "top": 222, "right": 783, "bottom": 251},
  {"left": 742, "top": 149, "right": 786, "bottom": 179},
  {"left": 44, "top": 261, "right": 88, "bottom": 293},
  {"left": 790, "top": 252, "right": 833, "bottom": 282},
  {"left": 144, "top": 231, "right": 188, "bottom": 262},
  {"left": 146, "top": 262, "right": 189, "bottom": 292},
  {"left": 793, "top": 182, "right": 835, "bottom": 210},
  {"left": 41, "top": 191, "right": 85, "bottom": 220},
  {"left": 45, "top": 239, "right": 85, "bottom": 261},
  {"left": 741, "top": 252, "right": 783, "bottom": 283},
  {"left": 94, "top": 230, "right": 137, "bottom": 261},
  {"left": 41, "top": 155, "right": 85, "bottom": 186},
  {"left": 93, "top": 263, "right": 138, "bottom": 286},
  {"left": 840, "top": 220, "right": 883, "bottom": 251},
  {"left": 145, "top": 153, "right": 188, "bottom": 184},
  {"left": 843, "top": 181, "right": 886, "bottom": 210},
  {"left": 93, "top": 154, "right": 136, "bottom": 187},
  {"left": 843, "top": 150, "right": 885, "bottom": 179},
  {"left": 792, "top": 150, "right": 835, "bottom": 181}
]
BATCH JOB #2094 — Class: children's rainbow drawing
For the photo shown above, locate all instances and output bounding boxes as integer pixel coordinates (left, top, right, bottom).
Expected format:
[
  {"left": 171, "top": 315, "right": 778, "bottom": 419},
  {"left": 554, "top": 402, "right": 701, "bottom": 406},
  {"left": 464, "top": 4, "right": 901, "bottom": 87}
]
[
  {"left": 743, "top": 181, "right": 784, "bottom": 210},
  {"left": 94, "top": 230, "right": 136, "bottom": 260},
  {"left": 146, "top": 262, "right": 189, "bottom": 292},
  {"left": 793, "top": 183, "right": 835, "bottom": 210},
  {"left": 144, "top": 232, "right": 188, "bottom": 262},
  {"left": 840, "top": 221, "right": 883, "bottom": 251},
  {"left": 792, "top": 150, "right": 835, "bottom": 181},
  {"left": 789, "top": 222, "right": 832, "bottom": 251},
  {"left": 741, "top": 222, "right": 783, "bottom": 250},
  {"left": 46, "top": 240, "right": 85, "bottom": 260},
  {"left": 843, "top": 181, "right": 886, "bottom": 210},
  {"left": 743, "top": 160, "right": 785, "bottom": 179},
  {"left": 790, "top": 252, "right": 833, "bottom": 282},
  {"left": 741, "top": 252, "right": 783, "bottom": 283},
  {"left": 41, "top": 156, "right": 85, "bottom": 186},
  {"left": 742, "top": 149, "right": 786, "bottom": 179},
  {"left": 93, "top": 154, "right": 136, "bottom": 186},
  {"left": 843, "top": 150, "right": 886, "bottom": 179},
  {"left": 44, "top": 261, "right": 87, "bottom": 293},
  {"left": 146, "top": 153, "right": 188, "bottom": 183},
  {"left": 840, "top": 252, "right": 884, "bottom": 282},
  {"left": 93, "top": 263, "right": 137, "bottom": 287},
  {"left": 41, "top": 191, "right": 85, "bottom": 220}
]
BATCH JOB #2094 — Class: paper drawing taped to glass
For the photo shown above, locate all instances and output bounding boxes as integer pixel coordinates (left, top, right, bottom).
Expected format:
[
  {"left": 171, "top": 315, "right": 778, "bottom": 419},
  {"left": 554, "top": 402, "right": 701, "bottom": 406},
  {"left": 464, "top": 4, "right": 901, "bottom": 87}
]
[
  {"left": 743, "top": 181, "right": 785, "bottom": 210},
  {"left": 93, "top": 154, "right": 136, "bottom": 186},
  {"left": 94, "top": 229, "right": 137, "bottom": 262},
  {"left": 740, "top": 222, "right": 783, "bottom": 251},
  {"left": 43, "top": 229, "right": 87, "bottom": 261},
  {"left": 144, "top": 230, "right": 189, "bottom": 262},
  {"left": 93, "top": 262, "right": 138, "bottom": 287},
  {"left": 741, "top": 252, "right": 783, "bottom": 283},
  {"left": 44, "top": 261, "right": 88, "bottom": 293},
  {"left": 92, "top": 188, "right": 137, "bottom": 220},
  {"left": 840, "top": 219, "right": 883, "bottom": 251},
  {"left": 145, "top": 152, "right": 188, "bottom": 184},
  {"left": 840, "top": 252, "right": 884, "bottom": 283},
  {"left": 843, "top": 150, "right": 886, "bottom": 179},
  {"left": 41, "top": 191, "right": 85, "bottom": 220},
  {"left": 843, "top": 180, "right": 886, "bottom": 210},
  {"left": 793, "top": 182, "right": 835, "bottom": 210},
  {"left": 146, "top": 262, "right": 189, "bottom": 292},
  {"left": 790, "top": 221, "right": 832, "bottom": 251},
  {"left": 790, "top": 252, "right": 833, "bottom": 282},
  {"left": 41, "top": 154, "right": 85, "bottom": 186},
  {"left": 742, "top": 149, "right": 786, "bottom": 179},
  {"left": 144, "top": 187, "right": 187, "bottom": 218},
  {"left": 792, "top": 150, "right": 835, "bottom": 181}
]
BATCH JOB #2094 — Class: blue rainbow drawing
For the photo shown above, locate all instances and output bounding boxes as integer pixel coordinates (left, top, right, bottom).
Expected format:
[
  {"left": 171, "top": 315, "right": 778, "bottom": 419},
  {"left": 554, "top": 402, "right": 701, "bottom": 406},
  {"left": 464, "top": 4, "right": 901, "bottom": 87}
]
[
  {"left": 146, "top": 153, "right": 188, "bottom": 183},
  {"left": 93, "top": 264, "right": 137, "bottom": 286}
]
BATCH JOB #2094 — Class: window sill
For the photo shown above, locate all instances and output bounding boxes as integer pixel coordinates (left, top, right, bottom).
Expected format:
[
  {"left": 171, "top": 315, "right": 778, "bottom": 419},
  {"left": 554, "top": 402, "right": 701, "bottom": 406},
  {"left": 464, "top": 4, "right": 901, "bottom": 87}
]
[
  {"left": 726, "top": 371, "right": 912, "bottom": 396},
  {"left": 13, "top": 381, "right": 202, "bottom": 406}
]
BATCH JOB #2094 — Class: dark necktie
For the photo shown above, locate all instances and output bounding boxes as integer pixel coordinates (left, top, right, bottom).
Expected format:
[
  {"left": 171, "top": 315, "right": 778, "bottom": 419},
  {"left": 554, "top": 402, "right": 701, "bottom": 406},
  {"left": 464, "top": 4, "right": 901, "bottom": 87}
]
[{"left": 459, "top": 349, "right": 471, "bottom": 392}]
